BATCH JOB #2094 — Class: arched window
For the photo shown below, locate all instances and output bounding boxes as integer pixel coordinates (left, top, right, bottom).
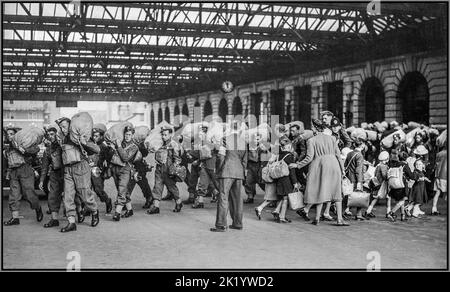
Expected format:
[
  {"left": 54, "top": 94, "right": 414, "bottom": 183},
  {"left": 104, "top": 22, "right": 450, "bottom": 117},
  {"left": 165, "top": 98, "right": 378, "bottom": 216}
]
[
  {"left": 164, "top": 106, "right": 171, "bottom": 124},
  {"left": 397, "top": 72, "right": 429, "bottom": 125},
  {"left": 232, "top": 97, "right": 243, "bottom": 115},
  {"left": 218, "top": 98, "right": 228, "bottom": 123},
  {"left": 203, "top": 100, "right": 213, "bottom": 122},
  {"left": 157, "top": 107, "right": 163, "bottom": 123},
  {"left": 150, "top": 109, "right": 155, "bottom": 128},
  {"left": 360, "top": 77, "right": 385, "bottom": 123}
]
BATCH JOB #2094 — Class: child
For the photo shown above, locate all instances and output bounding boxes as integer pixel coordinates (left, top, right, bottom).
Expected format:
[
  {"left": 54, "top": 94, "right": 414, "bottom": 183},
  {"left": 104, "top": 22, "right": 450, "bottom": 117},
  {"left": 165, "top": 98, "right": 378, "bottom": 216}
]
[
  {"left": 409, "top": 159, "right": 431, "bottom": 217},
  {"left": 386, "top": 150, "right": 415, "bottom": 222},
  {"left": 271, "top": 135, "right": 300, "bottom": 223},
  {"left": 366, "top": 151, "right": 390, "bottom": 217}
]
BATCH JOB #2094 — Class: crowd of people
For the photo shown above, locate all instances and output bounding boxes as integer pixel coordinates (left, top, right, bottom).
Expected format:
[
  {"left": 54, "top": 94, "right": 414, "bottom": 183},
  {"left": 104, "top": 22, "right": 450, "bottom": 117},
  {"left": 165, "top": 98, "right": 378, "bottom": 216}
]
[{"left": 2, "top": 109, "right": 448, "bottom": 233}]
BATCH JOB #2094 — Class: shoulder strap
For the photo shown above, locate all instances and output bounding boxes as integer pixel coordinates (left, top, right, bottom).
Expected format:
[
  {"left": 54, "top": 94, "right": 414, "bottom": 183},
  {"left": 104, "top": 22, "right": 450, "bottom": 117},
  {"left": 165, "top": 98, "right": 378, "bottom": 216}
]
[{"left": 344, "top": 152, "right": 358, "bottom": 173}]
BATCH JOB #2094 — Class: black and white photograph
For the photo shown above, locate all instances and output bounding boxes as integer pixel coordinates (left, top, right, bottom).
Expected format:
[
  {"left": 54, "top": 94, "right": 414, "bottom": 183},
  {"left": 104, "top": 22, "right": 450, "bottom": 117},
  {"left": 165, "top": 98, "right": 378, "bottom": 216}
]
[{"left": 1, "top": 0, "right": 448, "bottom": 274}]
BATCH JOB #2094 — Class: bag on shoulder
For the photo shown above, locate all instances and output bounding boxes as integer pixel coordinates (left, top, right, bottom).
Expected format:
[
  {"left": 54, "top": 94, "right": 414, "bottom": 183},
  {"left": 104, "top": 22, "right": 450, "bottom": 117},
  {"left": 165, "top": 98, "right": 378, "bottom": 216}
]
[
  {"left": 342, "top": 176, "right": 354, "bottom": 196},
  {"left": 261, "top": 165, "right": 273, "bottom": 183},
  {"left": 268, "top": 154, "right": 290, "bottom": 179},
  {"left": 388, "top": 166, "right": 405, "bottom": 189}
]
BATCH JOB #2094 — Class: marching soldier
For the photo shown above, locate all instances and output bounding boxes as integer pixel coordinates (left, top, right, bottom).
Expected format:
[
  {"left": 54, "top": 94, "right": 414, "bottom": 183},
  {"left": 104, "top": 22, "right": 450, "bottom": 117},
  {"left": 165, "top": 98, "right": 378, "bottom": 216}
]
[
  {"left": 193, "top": 123, "right": 220, "bottom": 208},
  {"left": 3, "top": 126, "right": 44, "bottom": 226},
  {"left": 90, "top": 124, "right": 113, "bottom": 214},
  {"left": 128, "top": 137, "right": 154, "bottom": 209},
  {"left": 147, "top": 126, "right": 183, "bottom": 214},
  {"left": 110, "top": 126, "right": 139, "bottom": 221},
  {"left": 56, "top": 117, "right": 100, "bottom": 233},
  {"left": 39, "top": 125, "right": 64, "bottom": 228}
]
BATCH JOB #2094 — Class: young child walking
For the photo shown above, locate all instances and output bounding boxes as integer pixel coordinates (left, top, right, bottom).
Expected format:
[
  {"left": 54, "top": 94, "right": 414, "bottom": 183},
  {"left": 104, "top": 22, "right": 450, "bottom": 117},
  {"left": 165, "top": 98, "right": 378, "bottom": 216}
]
[
  {"left": 409, "top": 159, "right": 431, "bottom": 218},
  {"left": 366, "top": 151, "right": 390, "bottom": 217}
]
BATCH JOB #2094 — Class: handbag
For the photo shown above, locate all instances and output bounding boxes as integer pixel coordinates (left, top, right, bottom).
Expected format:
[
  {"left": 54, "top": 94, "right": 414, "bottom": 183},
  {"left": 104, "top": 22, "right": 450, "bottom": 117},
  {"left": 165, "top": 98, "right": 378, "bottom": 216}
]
[
  {"left": 199, "top": 145, "right": 212, "bottom": 160},
  {"left": 288, "top": 187, "right": 304, "bottom": 210},
  {"left": 263, "top": 183, "right": 277, "bottom": 201},
  {"left": 268, "top": 154, "right": 290, "bottom": 179},
  {"left": 347, "top": 191, "right": 370, "bottom": 208},
  {"left": 375, "top": 181, "right": 388, "bottom": 199},
  {"left": 261, "top": 165, "right": 273, "bottom": 183}
]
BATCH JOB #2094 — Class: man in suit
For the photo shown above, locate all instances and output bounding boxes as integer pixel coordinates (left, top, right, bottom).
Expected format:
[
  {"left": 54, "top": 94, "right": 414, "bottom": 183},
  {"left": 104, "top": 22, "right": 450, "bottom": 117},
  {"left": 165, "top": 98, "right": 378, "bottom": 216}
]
[{"left": 210, "top": 121, "right": 248, "bottom": 232}]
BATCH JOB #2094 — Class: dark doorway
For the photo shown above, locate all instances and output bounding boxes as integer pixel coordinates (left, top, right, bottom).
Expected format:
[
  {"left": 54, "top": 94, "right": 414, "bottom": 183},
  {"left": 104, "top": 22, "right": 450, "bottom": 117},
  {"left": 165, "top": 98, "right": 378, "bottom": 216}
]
[
  {"left": 249, "top": 92, "right": 262, "bottom": 124},
  {"left": 182, "top": 103, "right": 189, "bottom": 117},
  {"left": 270, "top": 89, "right": 285, "bottom": 124},
  {"left": 360, "top": 77, "right": 385, "bottom": 123},
  {"left": 325, "top": 81, "right": 344, "bottom": 122},
  {"left": 204, "top": 100, "right": 213, "bottom": 121},
  {"left": 218, "top": 98, "right": 228, "bottom": 122},
  {"left": 164, "top": 106, "right": 170, "bottom": 123},
  {"left": 293, "top": 85, "right": 312, "bottom": 129},
  {"left": 150, "top": 109, "right": 155, "bottom": 129},
  {"left": 397, "top": 72, "right": 429, "bottom": 125},
  {"left": 232, "top": 97, "right": 243, "bottom": 116}
]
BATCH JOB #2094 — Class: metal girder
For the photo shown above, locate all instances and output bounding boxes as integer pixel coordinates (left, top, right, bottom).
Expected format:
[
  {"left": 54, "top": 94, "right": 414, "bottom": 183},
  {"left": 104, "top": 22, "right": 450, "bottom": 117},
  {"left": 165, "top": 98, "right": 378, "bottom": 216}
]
[
  {"left": 2, "top": 54, "right": 258, "bottom": 68},
  {"left": 3, "top": 15, "right": 365, "bottom": 43},
  {"left": 2, "top": 91, "right": 151, "bottom": 102},
  {"left": 3, "top": 40, "right": 306, "bottom": 58}
]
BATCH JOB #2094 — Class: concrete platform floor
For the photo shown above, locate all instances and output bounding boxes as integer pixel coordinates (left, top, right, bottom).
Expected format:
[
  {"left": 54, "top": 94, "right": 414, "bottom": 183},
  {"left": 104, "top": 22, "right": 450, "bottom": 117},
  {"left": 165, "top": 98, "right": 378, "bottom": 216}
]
[{"left": 2, "top": 177, "right": 448, "bottom": 270}]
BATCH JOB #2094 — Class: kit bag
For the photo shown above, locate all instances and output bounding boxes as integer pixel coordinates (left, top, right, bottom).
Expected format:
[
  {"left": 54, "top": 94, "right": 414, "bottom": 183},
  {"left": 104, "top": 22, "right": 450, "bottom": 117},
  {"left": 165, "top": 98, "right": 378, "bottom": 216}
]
[
  {"left": 13, "top": 126, "right": 45, "bottom": 153},
  {"left": 268, "top": 154, "right": 290, "bottom": 179},
  {"left": 69, "top": 112, "right": 93, "bottom": 144}
]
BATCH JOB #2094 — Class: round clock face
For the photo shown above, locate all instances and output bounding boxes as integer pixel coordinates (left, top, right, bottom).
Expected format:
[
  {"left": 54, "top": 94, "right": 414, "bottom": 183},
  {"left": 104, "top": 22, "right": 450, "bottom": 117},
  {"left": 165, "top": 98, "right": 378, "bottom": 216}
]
[{"left": 221, "top": 81, "right": 234, "bottom": 93}]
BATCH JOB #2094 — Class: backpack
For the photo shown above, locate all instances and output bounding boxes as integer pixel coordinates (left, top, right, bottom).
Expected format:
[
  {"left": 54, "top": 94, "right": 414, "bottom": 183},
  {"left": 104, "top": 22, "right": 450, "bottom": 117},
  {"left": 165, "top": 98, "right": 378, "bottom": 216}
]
[{"left": 388, "top": 166, "right": 405, "bottom": 189}]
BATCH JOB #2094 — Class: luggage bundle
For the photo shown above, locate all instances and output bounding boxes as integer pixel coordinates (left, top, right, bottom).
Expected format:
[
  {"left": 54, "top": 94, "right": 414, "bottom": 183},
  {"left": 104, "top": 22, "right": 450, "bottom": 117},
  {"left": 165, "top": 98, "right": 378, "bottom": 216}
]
[
  {"left": 133, "top": 125, "right": 151, "bottom": 144},
  {"left": 12, "top": 126, "right": 45, "bottom": 153},
  {"left": 104, "top": 122, "right": 133, "bottom": 143},
  {"left": 69, "top": 112, "right": 93, "bottom": 144},
  {"left": 350, "top": 128, "right": 368, "bottom": 142},
  {"left": 144, "top": 121, "right": 173, "bottom": 152},
  {"left": 381, "top": 129, "right": 406, "bottom": 149}
]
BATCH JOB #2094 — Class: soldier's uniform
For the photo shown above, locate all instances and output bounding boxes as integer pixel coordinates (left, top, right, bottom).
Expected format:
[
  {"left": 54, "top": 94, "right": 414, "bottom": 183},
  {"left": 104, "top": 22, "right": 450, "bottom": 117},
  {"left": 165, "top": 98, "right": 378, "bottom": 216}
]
[
  {"left": 182, "top": 146, "right": 200, "bottom": 203},
  {"left": 127, "top": 141, "right": 153, "bottom": 208},
  {"left": 195, "top": 138, "right": 220, "bottom": 207},
  {"left": 3, "top": 144, "right": 43, "bottom": 225},
  {"left": 110, "top": 139, "right": 138, "bottom": 219},
  {"left": 90, "top": 137, "right": 114, "bottom": 212},
  {"left": 148, "top": 137, "right": 182, "bottom": 212},
  {"left": 40, "top": 139, "right": 64, "bottom": 217},
  {"left": 60, "top": 134, "right": 100, "bottom": 231}
]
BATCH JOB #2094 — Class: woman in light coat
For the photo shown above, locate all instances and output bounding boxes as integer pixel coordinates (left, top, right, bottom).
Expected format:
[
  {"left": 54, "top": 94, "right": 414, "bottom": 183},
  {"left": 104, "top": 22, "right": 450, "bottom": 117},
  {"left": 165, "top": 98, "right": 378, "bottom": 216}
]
[{"left": 291, "top": 119, "right": 348, "bottom": 226}]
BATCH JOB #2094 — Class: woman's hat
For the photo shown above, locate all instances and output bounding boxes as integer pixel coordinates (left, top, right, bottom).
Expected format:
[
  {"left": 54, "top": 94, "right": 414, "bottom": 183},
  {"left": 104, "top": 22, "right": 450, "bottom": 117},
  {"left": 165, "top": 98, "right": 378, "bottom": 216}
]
[
  {"left": 413, "top": 145, "right": 428, "bottom": 156},
  {"left": 378, "top": 151, "right": 389, "bottom": 161},
  {"left": 93, "top": 123, "right": 107, "bottom": 134}
]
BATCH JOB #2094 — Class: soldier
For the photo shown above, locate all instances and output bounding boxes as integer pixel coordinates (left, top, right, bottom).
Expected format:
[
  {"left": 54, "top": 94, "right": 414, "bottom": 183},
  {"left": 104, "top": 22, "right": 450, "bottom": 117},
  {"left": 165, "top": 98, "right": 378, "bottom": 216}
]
[
  {"left": 182, "top": 137, "right": 201, "bottom": 204},
  {"left": 90, "top": 124, "right": 113, "bottom": 214},
  {"left": 56, "top": 117, "right": 100, "bottom": 233},
  {"left": 193, "top": 123, "right": 220, "bottom": 208},
  {"left": 109, "top": 126, "right": 139, "bottom": 221},
  {"left": 39, "top": 125, "right": 64, "bottom": 228},
  {"left": 243, "top": 133, "right": 267, "bottom": 204},
  {"left": 128, "top": 137, "right": 154, "bottom": 209},
  {"left": 147, "top": 126, "right": 182, "bottom": 214},
  {"left": 3, "top": 126, "right": 44, "bottom": 226}
]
